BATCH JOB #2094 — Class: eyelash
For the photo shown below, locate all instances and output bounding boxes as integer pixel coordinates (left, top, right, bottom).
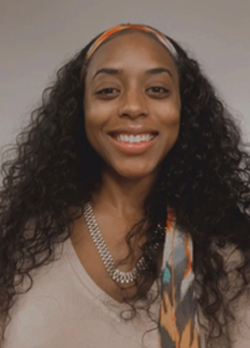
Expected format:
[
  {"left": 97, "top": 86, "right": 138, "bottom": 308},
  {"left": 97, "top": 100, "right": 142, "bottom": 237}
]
[
  {"left": 95, "top": 86, "right": 170, "bottom": 97},
  {"left": 147, "top": 86, "right": 169, "bottom": 94},
  {"left": 95, "top": 88, "right": 118, "bottom": 95}
]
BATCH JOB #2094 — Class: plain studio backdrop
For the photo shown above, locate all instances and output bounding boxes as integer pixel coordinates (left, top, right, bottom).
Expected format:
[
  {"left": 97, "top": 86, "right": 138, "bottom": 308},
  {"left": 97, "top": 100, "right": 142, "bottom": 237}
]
[{"left": 0, "top": 0, "right": 249, "bottom": 175}]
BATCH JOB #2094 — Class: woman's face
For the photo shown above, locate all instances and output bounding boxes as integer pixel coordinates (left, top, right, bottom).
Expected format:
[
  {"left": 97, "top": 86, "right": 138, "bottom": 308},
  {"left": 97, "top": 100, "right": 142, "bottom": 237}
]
[{"left": 84, "top": 32, "right": 181, "bottom": 180}]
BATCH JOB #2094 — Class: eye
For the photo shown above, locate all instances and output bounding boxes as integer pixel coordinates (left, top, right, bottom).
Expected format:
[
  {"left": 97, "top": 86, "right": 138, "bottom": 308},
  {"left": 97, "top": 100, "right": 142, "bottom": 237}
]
[
  {"left": 95, "top": 87, "right": 120, "bottom": 99},
  {"left": 147, "top": 86, "right": 170, "bottom": 98}
]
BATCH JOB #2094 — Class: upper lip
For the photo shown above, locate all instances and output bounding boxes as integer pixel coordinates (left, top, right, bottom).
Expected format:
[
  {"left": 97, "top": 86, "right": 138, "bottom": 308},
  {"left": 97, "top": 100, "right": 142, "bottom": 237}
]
[{"left": 108, "top": 127, "right": 159, "bottom": 136}]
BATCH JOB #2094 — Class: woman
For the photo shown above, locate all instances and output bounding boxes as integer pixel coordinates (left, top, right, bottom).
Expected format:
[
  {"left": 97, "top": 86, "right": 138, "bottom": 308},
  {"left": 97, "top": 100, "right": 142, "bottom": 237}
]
[{"left": 0, "top": 24, "right": 250, "bottom": 348}]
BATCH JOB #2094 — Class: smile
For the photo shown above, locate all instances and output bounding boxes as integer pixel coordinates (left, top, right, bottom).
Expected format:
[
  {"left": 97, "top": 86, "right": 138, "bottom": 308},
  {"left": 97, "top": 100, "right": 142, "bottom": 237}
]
[
  {"left": 114, "top": 133, "right": 156, "bottom": 143},
  {"left": 108, "top": 132, "right": 158, "bottom": 155}
]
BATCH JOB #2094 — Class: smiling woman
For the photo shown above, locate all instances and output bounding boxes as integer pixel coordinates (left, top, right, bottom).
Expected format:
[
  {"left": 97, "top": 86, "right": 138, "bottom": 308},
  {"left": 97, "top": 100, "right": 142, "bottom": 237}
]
[
  {"left": 1, "top": 24, "right": 250, "bottom": 348},
  {"left": 84, "top": 31, "right": 180, "bottom": 180}
]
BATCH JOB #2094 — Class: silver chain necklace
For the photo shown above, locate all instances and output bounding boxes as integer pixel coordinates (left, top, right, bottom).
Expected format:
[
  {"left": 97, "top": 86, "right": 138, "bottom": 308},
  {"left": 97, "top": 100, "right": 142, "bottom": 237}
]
[{"left": 83, "top": 201, "right": 146, "bottom": 285}]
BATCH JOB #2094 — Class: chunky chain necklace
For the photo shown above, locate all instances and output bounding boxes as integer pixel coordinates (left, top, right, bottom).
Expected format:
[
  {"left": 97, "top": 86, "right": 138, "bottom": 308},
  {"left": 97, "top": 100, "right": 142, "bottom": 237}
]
[{"left": 83, "top": 201, "right": 147, "bottom": 285}]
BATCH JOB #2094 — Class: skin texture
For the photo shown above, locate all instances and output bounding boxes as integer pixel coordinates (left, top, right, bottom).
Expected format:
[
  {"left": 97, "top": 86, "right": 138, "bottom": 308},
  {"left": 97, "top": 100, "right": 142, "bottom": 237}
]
[{"left": 71, "top": 32, "right": 181, "bottom": 301}]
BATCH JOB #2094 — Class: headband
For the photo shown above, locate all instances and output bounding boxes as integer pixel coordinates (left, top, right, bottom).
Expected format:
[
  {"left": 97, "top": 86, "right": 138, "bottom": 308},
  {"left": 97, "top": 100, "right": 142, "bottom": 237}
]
[{"left": 86, "top": 24, "right": 178, "bottom": 61}]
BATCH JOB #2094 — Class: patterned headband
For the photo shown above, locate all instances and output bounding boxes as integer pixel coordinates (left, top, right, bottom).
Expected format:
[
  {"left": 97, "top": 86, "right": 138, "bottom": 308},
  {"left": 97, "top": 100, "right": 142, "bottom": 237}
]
[{"left": 86, "top": 24, "right": 178, "bottom": 61}]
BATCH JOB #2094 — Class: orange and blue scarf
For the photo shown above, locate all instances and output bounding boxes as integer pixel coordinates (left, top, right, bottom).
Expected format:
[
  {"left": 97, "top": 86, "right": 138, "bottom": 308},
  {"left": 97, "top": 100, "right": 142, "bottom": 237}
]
[{"left": 159, "top": 209, "right": 200, "bottom": 348}]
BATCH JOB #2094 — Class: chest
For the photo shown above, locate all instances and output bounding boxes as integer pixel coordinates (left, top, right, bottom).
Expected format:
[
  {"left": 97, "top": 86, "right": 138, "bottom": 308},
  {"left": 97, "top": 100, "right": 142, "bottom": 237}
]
[{"left": 70, "top": 215, "right": 149, "bottom": 302}]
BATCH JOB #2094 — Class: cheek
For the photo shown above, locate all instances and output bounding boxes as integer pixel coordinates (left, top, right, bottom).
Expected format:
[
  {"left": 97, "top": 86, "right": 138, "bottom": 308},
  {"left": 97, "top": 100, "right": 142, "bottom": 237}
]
[
  {"left": 84, "top": 94, "right": 117, "bottom": 129},
  {"left": 84, "top": 96, "right": 103, "bottom": 140},
  {"left": 157, "top": 102, "right": 181, "bottom": 130},
  {"left": 156, "top": 103, "right": 181, "bottom": 151},
  {"left": 83, "top": 100, "right": 116, "bottom": 152},
  {"left": 84, "top": 113, "right": 102, "bottom": 150},
  {"left": 151, "top": 89, "right": 181, "bottom": 123},
  {"left": 84, "top": 107, "right": 100, "bottom": 147}
]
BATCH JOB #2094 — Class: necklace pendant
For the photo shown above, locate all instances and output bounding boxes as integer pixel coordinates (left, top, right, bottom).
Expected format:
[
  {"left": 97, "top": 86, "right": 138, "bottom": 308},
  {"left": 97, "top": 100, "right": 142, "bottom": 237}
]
[{"left": 111, "top": 268, "right": 138, "bottom": 284}]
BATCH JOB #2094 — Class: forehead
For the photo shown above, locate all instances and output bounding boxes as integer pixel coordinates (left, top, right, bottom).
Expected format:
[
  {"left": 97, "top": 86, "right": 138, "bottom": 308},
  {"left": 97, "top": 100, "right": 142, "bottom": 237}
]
[{"left": 85, "top": 31, "right": 178, "bottom": 79}]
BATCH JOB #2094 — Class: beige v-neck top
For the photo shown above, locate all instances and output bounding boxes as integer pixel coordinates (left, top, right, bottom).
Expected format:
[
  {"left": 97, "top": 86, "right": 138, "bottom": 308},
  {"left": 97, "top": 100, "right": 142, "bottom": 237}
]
[
  {"left": 4, "top": 237, "right": 250, "bottom": 348},
  {"left": 4, "top": 238, "right": 161, "bottom": 348}
]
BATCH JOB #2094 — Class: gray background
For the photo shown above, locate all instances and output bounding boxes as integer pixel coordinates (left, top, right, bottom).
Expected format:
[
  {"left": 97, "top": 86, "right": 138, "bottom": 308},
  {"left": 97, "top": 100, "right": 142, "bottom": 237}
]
[{"left": 1, "top": 0, "right": 249, "bottom": 159}]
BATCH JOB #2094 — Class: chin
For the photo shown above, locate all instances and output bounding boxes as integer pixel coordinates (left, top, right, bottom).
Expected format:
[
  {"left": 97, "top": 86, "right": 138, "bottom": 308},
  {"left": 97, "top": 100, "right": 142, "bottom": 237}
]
[{"left": 115, "top": 166, "right": 157, "bottom": 181}]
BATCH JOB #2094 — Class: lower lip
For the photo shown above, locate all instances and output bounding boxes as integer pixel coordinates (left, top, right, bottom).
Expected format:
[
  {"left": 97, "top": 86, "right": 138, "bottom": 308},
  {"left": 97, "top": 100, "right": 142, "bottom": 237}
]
[{"left": 109, "top": 136, "right": 157, "bottom": 155}]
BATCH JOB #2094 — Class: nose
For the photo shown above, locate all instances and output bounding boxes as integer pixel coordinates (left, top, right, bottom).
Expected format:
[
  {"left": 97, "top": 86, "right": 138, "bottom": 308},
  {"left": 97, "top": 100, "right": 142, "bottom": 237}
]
[{"left": 118, "top": 88, "right": 148, "bottom": 119}]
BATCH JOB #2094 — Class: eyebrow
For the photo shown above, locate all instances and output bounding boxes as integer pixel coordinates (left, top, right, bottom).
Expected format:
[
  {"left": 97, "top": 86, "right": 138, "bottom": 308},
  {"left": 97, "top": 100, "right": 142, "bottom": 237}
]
[
  {"left": 93, "top": 68, "right": 121, "bottom": 80},
  {"left": 92, "top": 67, "right": 173, "bottom": 80},
  {"left": 145, "top": 67, "right": 173, "bottom": 79}
]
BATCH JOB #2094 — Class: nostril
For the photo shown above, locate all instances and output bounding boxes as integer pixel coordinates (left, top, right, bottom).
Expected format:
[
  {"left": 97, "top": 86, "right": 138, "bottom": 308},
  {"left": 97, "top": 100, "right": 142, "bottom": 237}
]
[{"left": 118, "top": 104, "right": 148, "bottom": 118}]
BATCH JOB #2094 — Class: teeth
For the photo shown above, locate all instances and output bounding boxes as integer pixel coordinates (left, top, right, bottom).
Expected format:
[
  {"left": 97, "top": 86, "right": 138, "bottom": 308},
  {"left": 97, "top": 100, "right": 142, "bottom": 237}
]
[{"left": 115, "top": 134, "right": 155, "bottom": 143}]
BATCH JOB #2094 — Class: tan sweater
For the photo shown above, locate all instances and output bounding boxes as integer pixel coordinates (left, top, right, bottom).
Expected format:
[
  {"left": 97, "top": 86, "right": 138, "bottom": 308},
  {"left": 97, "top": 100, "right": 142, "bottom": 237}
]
[
  {"left": 4, "top": 238, "right": 160, "bottom": 348},
  {"left": 4, "top": 238, "right": 250, "bottom": 347}
]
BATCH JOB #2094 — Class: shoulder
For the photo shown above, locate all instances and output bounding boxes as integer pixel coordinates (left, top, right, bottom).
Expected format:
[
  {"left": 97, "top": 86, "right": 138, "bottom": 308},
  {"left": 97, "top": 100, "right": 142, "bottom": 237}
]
[
  {"left": 215, "top": 243, "right": 250, "bottom": 347},
  {"left": 227, "top": 290, "right": 250, "bottom": 348},
  {"left": 4, "top": 291, "right": 65, "bottom": 348},
  {"left": 196, "top": 241, "right": 250, "bottom": 347},
  {"left": 3, "top": 239, "right": 84, "bottom": 348}
]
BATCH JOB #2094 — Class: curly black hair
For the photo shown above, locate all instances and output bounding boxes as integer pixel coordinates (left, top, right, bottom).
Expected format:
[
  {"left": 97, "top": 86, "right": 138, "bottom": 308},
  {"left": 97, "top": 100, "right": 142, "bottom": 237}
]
[{"left": 1, "top": 29, "right": 250, "bottom": 346}]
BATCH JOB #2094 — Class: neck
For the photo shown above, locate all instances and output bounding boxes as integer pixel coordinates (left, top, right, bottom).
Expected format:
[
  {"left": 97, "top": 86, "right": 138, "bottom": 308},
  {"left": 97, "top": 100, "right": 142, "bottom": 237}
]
[{"left": 91, "top": 167, "right": 157, "bottom": 221}]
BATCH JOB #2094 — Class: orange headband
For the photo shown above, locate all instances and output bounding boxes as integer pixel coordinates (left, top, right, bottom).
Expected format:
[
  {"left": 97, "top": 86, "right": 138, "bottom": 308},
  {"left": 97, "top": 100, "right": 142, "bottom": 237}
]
[{"left": 86, "top": 24, "right": 178, "bottom": 60}]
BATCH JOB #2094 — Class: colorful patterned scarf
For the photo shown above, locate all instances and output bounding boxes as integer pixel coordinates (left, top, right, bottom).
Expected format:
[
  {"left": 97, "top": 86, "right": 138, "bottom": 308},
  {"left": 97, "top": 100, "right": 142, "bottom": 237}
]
[{"left": 159, "top": 208, "right": 200, "bottom": 348}]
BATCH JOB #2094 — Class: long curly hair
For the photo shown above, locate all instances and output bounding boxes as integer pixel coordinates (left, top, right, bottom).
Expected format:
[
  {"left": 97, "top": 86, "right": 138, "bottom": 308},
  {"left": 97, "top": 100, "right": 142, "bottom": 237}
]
[{"left": 1, "top": 29, "right": 250, "bottom": 345}]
